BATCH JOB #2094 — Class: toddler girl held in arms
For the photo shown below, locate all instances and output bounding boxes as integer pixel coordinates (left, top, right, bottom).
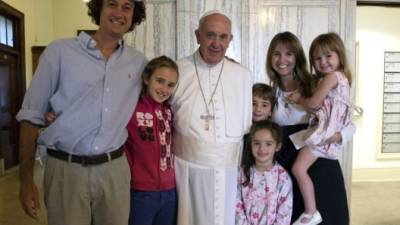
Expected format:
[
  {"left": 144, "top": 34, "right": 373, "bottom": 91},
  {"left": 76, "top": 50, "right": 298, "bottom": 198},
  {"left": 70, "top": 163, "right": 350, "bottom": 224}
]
[{"left": 288, "top": 33, "right": 357, "bottom": 225}]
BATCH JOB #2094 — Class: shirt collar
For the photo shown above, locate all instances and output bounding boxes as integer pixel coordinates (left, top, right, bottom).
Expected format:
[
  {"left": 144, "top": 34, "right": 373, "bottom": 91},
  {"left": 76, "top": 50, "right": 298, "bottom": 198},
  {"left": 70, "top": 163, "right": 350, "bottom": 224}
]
[{"left": 77, "top": 31, "right": 125, "bottom": 57}]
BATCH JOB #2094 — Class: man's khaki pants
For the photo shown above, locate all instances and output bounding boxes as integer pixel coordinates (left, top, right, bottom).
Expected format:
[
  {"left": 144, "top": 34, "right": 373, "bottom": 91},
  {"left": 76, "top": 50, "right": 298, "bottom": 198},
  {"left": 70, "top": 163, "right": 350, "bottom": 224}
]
[{"left": 44, "top": 154, "right": 131, "bottom": 225}]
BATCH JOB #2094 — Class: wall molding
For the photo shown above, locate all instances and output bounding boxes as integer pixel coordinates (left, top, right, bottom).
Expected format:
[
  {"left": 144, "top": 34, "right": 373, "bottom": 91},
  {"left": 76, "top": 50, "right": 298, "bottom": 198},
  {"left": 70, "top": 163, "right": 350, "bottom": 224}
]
[
  {"left": 259, "top": 1, "right": 339, "bottom": 6},
  {"left": 358, "top": 0, "right": 400, "bottom": 6},
  {"left": 352, "top": 167, "right": 400, "bottom": 182}
]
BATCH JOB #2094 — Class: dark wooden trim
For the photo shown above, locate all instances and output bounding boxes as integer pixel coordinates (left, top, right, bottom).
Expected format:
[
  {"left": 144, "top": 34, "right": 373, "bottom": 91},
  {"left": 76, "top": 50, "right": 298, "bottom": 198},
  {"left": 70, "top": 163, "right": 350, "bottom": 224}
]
[
  {"left": 0, "top": 0, "right": 26, "bottom": 93},
  {"left": 32, "top": 46, "right": 46, "bottom": 52},
  {"left": 0, "top": 1, "right": 24, "bottom": 18},
  {"left": 31, "top": 46, "right": 46, "bottom": 74},
  {"left": 18, "top": 19, "right": 26, "bottom": 122},
  {"left": 357, "top": 1, "right": 400, "bottom": 6},
  {"left": 0, "top": 45, "right": 20, "bottom": 55}
]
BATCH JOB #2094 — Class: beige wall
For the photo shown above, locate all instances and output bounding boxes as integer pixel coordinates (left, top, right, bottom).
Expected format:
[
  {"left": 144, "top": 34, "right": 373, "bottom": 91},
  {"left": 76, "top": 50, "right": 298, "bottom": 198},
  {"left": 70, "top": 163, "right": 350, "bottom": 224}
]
[
  {"left": 3, "top": 0, "right": 96, "bottom": 85},
  {"left": 354, "top": 6, "right": 400, "bottom": 177},
  {"left": 53, "top": 0, "right": 96, "bottom": 39}
]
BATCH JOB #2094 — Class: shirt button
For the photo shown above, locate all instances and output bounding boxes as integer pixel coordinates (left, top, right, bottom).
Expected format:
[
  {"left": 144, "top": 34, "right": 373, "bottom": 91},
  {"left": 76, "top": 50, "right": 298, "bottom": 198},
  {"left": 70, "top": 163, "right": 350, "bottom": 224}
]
[
  {"left": 106, "top": 88, "right": 110, "bottom": 92},
  {"left": 94, "top": 146, "right": 99, "bottom": 150},
  {"left": 104, "top": 108, "right": 109, "bottom": 112}
]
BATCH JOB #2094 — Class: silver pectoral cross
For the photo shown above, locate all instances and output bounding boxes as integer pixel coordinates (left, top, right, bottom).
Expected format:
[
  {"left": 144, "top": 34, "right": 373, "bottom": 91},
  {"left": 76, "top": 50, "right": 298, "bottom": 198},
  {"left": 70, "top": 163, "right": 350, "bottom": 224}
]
[{"left": 200, "top": 114, "right": 215, "bottom": 131}]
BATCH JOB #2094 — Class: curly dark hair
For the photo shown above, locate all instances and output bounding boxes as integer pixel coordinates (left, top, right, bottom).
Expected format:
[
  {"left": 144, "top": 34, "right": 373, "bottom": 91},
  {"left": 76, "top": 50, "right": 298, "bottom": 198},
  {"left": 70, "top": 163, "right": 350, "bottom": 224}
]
[
  {"left": 241, "top": 120, "right": 282, "bottom": 187},
  {"left": 86, "top": 0, "right": 146, "bottom": 32}
]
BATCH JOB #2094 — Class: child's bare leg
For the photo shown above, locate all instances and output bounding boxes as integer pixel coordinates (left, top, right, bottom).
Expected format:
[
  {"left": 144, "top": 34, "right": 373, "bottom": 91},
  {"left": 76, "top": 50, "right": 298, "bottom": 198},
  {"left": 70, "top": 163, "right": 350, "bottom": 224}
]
[{"left": 292, "top": 146, "right": 318, "bottom": 221}]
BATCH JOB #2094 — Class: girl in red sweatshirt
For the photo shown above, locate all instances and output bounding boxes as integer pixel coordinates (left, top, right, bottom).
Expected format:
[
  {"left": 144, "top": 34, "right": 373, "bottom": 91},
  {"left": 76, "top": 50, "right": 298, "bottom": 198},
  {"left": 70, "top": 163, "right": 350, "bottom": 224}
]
[{"left": 125, "top": 56, "right": 179, "bottom": 225}]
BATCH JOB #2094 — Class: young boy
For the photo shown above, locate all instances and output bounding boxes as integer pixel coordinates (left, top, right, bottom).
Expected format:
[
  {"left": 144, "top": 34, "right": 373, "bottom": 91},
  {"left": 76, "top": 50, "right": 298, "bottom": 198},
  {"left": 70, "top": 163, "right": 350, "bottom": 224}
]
[
  {"left": 252, "top": 83, "right": 275, "bottom": 122},
  {"left": 241, "top": 83, "right": 276, "bottom": 166}
]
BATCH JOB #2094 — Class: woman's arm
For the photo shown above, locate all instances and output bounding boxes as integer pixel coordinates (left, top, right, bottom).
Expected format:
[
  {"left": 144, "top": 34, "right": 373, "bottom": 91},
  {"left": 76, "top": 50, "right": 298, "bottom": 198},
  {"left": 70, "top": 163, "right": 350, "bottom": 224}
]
[
  {"left": 289, "top": 73, "right": 338, "bottom": 110},
  {"left": 327, "top": 121, "right": 356, "bottom": 145}
]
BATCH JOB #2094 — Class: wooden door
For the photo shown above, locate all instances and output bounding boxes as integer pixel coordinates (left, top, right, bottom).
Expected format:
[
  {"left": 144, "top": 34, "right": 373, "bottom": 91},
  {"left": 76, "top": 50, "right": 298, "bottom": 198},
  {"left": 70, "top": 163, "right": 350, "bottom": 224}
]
[
  {"left": 32, "top": 46, "right": 45, "bottom": 74},
  {"left": 0, "top": 51, "right": 19, "bottom": 169}
]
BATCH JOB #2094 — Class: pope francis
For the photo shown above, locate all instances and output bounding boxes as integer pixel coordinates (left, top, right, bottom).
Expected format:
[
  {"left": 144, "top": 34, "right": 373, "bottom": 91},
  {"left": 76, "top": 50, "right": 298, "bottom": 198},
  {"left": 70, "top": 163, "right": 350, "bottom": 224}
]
[{"left": 171, "top": 10, "right": 253, "bottom": 225}]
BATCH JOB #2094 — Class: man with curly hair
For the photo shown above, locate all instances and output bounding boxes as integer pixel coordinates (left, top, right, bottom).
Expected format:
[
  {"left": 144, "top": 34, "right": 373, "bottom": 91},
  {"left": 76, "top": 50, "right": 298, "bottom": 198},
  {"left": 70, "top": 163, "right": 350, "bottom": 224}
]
[{"left": 16, "top": 0, "right": 147, "bottom": 224}]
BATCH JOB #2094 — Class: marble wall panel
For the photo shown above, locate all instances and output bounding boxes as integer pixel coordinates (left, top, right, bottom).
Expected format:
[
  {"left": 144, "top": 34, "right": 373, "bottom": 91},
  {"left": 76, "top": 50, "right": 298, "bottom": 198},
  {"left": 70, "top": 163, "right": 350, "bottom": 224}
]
[
  {"left": 125, "top": 0, "right": 176, "bottom": 59},
  {"left": 244, "top": 1, "right": 341, "bottom": 82}
]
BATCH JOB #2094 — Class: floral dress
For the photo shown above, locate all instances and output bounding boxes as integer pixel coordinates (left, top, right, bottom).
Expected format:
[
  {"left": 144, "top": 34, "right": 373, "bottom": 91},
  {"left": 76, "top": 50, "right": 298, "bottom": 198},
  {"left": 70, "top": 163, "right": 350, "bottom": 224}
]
[
  {"left": 235, "top": 163, "right": 293, "bottom": 225},
  {"left": 304, "top": 71, "right": 353, "bottom": 159}
]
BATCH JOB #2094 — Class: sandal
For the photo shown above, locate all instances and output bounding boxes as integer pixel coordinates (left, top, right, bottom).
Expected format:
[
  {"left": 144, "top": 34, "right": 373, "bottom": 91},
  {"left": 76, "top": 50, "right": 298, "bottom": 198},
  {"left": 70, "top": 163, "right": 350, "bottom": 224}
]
[{"left": 292, "top": 211, "right": 322, "bottom": 225}]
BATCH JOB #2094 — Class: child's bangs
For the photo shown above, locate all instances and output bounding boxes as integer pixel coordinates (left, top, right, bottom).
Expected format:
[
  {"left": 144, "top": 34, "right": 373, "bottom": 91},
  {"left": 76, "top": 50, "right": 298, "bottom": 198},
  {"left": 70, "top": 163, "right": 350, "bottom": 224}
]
[{"left": 314, "top": 43, "right": 332, "bottom": 56}]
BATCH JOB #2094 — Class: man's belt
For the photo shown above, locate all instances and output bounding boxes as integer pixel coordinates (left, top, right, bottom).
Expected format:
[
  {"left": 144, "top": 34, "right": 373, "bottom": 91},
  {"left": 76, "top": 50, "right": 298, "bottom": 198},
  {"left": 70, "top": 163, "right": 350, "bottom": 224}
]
[{"left": 47, "top": 147, "right": 124, "bottom": 166}]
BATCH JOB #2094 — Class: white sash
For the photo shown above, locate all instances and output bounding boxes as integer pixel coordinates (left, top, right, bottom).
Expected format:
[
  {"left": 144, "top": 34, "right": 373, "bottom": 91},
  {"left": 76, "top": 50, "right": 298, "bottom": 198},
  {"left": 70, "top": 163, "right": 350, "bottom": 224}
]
[{"left": 174, "top": 132, "right": 241, "bottom": 168}]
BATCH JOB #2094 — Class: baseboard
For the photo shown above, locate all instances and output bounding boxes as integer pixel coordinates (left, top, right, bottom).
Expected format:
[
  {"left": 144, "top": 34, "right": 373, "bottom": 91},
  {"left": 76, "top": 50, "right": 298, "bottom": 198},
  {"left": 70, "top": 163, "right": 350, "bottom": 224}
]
[{"left": 352, "top": 168, "right": 400, "bottom": 182}]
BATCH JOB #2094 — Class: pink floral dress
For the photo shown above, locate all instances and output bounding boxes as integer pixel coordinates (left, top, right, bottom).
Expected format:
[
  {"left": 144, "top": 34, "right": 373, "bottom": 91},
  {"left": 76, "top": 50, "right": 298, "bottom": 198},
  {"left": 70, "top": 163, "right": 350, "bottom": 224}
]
[
  {"left": 235, "top": 163, "right": 293, "bottom": 225},
  {"left": 305, "top": 71, "right": 353, "bottom": 159}
]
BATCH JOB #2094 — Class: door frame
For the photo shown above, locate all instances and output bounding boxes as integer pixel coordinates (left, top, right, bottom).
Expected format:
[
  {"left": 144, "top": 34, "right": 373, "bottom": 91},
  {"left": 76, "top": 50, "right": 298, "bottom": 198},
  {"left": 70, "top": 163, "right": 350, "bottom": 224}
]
[{"left": 0, "top": 1, "right": 26, "bottom": 170}]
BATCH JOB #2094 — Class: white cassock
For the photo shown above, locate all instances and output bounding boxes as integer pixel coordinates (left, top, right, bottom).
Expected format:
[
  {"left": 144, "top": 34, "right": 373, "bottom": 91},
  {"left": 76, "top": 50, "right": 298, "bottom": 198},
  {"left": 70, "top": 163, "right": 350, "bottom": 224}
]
[{"left": 170, "top": 50, "right": 252, "bottom": 225}]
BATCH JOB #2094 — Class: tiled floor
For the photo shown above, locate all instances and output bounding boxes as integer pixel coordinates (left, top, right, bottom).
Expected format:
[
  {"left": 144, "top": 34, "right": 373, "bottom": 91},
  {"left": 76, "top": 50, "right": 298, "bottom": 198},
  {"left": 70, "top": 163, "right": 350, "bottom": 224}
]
[
  {"left": 1, "top": 163, "right": 399, "bottom": 225},
  {"left": 350, "top": 181, "right": 400, "bottom": 225},
  {"left": 0, "top": 164, "right": 47, "bottom": 225}
]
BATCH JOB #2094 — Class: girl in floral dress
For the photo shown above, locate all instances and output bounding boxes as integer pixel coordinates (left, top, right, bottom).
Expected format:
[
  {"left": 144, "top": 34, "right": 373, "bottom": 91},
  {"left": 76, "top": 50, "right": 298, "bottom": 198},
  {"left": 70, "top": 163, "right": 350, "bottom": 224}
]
[
  {"left": 236, "top": 120, "right": 293, "bottom": 225},
  {"left": 288, "top": 33, "right": 356, "bottom": 225}
]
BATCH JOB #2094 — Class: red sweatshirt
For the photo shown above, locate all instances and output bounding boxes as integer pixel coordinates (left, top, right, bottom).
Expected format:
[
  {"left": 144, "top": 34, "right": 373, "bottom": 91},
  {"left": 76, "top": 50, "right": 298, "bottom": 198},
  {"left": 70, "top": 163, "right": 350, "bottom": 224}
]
[{"left": 125, "top": 95, "right": 175, "bottom": 191}]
